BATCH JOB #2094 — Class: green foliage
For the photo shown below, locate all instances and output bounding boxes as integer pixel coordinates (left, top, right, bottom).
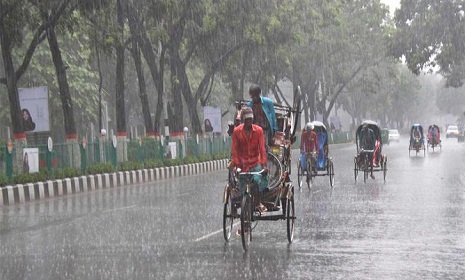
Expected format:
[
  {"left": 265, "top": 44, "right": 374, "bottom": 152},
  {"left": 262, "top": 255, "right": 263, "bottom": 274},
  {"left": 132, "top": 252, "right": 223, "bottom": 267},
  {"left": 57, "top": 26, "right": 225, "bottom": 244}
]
[
  {"left": 12, "top": 171, "right": 48, "bottom": 185},
  {"left": 57, "top": 168, "right": 81, "bottom": 179},
  {"left": 212, "top": 152, "right": 229, "bottom": 160},
  {"left": 163, "top": 158, "right": 182, "bottom": 167},
  {"left": 143, "top": 159, "right": 164, "bottom": 169},
  {"left": 182, "top": 155, "right": 199, "bottom": 164},
  {"left": 0, "top": 174, "right": 8, "bottom": 187},
  {"left": 119, "top": 161, "right": 140, "bottom": 171},
  {"left": 87, "top": 163, "right": 115, "bottom": 174},
  {"left": 198, "top": 154, "right": 213, "bottom": 162}
]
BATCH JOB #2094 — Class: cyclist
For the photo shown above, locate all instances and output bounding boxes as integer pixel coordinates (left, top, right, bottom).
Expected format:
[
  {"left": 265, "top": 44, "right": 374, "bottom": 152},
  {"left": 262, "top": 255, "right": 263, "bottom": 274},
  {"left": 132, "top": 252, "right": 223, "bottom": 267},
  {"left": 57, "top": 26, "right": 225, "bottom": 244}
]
[
  {"left": 300, "top": 122, "right": 318, "bottom": 179},
  {"left": 231, "top": 107, "right": 269, "bottom": 211},
  {"left": 359, "top": 123, "right": 376, "bottom": 179}
]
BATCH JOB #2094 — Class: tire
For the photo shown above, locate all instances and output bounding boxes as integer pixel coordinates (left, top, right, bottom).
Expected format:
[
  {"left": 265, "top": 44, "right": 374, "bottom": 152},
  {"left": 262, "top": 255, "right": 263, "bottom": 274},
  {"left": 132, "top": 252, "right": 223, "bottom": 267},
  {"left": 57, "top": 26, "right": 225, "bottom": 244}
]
[
  {"left": 423, "top": 145, "right": 426, "bottom": 156},
  {"left": 223, "top": 191, "right": 234, "bottom": 242},
  {"left": 354, "top": 157, "right": 359, "bottom": 182},
  {"left": 329, "top": 161, "right": 335, "bottom": 187},
  {"left": 306, "top": 158, "right": 312, "bottom": 189},
  {"left": 267, "top": 152, "right": 284, "bottom": 189},
  {"left": 363, "top": 154, "right": 369, "bottom": 183},
  {"left": 286, "top": 192, "right": 295, "bottom": 243},
  {"left": 383, "top": 157, "right": 387, "bottom": 181},
  {"left": 240, "top": 193, "right": 252, "bottom": 251},
  {"left": 297, "top": 160, "right": 303, "bottom": 189}
]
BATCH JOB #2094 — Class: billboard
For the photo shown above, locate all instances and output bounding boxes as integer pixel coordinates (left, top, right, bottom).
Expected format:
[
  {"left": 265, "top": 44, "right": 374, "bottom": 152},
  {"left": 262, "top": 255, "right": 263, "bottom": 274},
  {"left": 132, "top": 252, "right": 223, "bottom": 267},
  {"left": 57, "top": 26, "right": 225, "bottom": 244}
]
[
  {"left": 18, "top": 86, "right": 50, "bottom": 132},
  {"left": 203, "top": 106, "right": 222, "bottom": 133}
]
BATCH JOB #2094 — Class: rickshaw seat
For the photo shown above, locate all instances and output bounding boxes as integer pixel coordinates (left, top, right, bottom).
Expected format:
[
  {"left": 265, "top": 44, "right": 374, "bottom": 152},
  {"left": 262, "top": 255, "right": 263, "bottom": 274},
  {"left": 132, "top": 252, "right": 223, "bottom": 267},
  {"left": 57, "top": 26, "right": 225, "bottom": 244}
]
[{"left": 316, "top": 131, "right": 327, "bottom": 169}]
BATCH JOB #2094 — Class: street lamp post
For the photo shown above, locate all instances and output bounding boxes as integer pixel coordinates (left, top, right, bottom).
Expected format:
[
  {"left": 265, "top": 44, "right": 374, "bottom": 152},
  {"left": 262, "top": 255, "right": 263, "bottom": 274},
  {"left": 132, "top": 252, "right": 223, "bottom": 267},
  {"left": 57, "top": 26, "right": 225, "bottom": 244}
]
[{"left": 183, "top": 127, "right": 189, "bottom": 158}]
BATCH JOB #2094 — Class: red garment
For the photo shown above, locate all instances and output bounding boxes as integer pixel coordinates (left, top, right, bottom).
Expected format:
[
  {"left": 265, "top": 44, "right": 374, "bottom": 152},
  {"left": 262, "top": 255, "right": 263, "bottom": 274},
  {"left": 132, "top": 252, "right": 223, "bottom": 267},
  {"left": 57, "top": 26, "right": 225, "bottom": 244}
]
[
  {"left": 300, "top": 130, "right": 318, "bottom": 153},
  {"left": 232, "top": 124, "right": 267, "bottom": 172}
]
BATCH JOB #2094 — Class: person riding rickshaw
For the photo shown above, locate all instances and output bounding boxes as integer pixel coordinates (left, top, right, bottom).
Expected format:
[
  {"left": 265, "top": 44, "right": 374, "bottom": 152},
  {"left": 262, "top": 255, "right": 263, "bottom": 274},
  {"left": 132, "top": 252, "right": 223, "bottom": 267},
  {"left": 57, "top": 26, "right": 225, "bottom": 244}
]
[
  {"left": 427, "top": 124, "right": 441, "bottom": 152},
  {"left": 409, "top": 124, "right": 426, "bottom": 156},
  {"left": 297, "top": 121, "right": 335, "bottom": 188},
  {"left": 354, "top": 120, "right": 387, "bottom": 182}
]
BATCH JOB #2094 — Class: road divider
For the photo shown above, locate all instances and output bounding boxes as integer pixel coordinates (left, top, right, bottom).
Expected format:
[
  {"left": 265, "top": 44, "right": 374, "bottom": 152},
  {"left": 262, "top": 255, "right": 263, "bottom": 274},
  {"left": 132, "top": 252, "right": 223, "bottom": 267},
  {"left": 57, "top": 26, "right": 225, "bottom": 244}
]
[{"left": 1, "top": 159, "right": 229, "bottom": 207}]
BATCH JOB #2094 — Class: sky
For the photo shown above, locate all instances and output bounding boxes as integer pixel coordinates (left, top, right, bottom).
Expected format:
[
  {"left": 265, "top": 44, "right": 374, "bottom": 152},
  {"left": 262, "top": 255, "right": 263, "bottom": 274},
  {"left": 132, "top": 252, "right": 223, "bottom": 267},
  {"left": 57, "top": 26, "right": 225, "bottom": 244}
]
[{"left": 380, "top": 0, "right": 400, "bottom": 15}]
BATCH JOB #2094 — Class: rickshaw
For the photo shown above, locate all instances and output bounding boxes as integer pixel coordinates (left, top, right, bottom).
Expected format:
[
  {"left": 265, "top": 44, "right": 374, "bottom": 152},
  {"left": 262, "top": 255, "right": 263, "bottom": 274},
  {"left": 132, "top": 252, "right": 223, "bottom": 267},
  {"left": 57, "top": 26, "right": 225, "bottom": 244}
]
[
  {"left": 409, "top": 124, "right": 426, "bottom": 156},
  {"left": 223, "top": 86, "right": 301, "bottom": 251},
  {"left": 354, "top": 120, "right": 388, "bottom": 183},
  {"left": 427, "top": 124, "right": 441, "bottom": 152},
  {"left": 297, "top": 121, "right": 335, "bottom": 189}
]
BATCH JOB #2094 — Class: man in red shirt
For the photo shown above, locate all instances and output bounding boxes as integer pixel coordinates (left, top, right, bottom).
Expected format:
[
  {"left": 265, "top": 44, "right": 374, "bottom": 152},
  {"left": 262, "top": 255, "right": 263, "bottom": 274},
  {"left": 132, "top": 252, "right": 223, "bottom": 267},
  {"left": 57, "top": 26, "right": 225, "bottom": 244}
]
[
  {"left": 300, "top": 122, "right": 319, "bottom": 176},
  {"left": 231, "top": 107, "right": 268, "bottom": 211}
]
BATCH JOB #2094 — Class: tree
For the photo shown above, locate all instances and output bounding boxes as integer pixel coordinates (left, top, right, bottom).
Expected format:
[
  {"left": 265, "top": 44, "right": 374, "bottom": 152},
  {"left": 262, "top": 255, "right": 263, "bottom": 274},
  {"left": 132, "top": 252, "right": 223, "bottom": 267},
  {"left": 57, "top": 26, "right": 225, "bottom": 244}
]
[{"left": 392, "top": 0, "right": 465, "bottom": 87}]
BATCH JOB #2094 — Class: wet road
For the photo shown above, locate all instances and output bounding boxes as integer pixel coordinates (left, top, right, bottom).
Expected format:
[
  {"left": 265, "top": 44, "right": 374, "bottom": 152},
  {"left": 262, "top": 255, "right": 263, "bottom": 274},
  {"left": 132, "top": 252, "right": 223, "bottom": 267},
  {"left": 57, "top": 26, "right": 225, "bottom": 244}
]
[{"left": 1, "top": 137, "right": 464, "bottom": 279}]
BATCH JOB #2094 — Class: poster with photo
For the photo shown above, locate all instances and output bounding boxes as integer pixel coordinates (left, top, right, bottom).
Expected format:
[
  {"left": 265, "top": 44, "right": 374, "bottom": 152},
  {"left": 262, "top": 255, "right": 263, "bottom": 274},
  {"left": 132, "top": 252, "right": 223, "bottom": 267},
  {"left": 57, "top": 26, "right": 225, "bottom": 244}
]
[
  {"left": 203, "top": 106, "right": 222, "bottom": 133},
  {"left": 23, "top": 148, "right": 39, "bottom": 173},
  {"left": 18, "top": 86, "right": 50, "bottom": 132}
]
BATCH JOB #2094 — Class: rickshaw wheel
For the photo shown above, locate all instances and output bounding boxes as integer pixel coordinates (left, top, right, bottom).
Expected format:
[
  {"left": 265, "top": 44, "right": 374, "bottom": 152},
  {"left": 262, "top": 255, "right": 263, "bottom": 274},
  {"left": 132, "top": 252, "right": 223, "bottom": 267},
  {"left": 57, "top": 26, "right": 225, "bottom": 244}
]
[
  {"left": 240, "top": 193, "right": 252, "bottom": 251},
  {"left": 363, "top": 154, "right": 369, "bottom": 183},
  {"left": 383, "top": 157, "right": 388, "bottom": 181},
  {"left": 297, "top": 160, "right": 303, "bottom": 190},
  {"left": 329, "top": 161, "right": 335, "bottom": 187},
  {"left": 306, "top": 158, "right": 312, "bottom": 189},
  {"left": 223, "top": 191, "right": 234, "bottom": 242},
  {"left": 354, "top": 157, "right": 359, "bottom": 182},
  {"left": 286, "top": 191, "right": 295, "bottom": 243},
  {"left": 267, "top": 152, "right": 284, "bottom": 189}
]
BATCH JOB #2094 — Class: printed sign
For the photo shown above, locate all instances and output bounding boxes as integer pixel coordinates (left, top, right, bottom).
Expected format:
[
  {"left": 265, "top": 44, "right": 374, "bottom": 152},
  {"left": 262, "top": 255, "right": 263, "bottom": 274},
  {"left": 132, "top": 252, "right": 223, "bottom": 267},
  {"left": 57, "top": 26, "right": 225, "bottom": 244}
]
[
  {"left": 23, "top": 148, "right": 39, "bottom": 173},
  {"left": 18, "top": 86, "right": 50, "bottom": 132},
  {"left": 203, "top": 106, "right": 222, "bottom": 133}
]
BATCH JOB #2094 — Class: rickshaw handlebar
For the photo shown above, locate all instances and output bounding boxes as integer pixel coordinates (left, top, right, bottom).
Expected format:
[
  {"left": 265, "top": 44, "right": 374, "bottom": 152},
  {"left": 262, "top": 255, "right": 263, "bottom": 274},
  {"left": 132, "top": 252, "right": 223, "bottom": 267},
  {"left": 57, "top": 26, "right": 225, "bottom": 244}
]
[{"left": 237, "top": 169, "right": 266, "bottom": 176}]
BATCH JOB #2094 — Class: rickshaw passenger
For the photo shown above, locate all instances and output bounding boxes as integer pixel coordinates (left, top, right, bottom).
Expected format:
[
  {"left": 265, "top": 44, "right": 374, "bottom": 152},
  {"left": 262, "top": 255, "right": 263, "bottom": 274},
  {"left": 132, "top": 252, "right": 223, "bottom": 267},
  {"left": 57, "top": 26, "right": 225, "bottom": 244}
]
[
  {"left": 231, "top": 107, "right": 268, "bottom": 211},
  {"left": 248, "top": 84, "right": 277, "bottom": 146},
  {"left": 359, "top": 124, "right": 376, "bottom": 179},
  {"left": 300, "top": 123, "right": 319, "bottom": 173}
]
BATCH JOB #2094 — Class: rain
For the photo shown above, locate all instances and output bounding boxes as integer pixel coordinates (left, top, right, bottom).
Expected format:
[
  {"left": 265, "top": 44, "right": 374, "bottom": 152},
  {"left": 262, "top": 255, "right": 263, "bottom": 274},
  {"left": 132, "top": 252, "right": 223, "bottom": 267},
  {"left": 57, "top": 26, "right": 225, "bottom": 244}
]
[{"left": 1, "top": 0, "right": 465, "bottom": 279}]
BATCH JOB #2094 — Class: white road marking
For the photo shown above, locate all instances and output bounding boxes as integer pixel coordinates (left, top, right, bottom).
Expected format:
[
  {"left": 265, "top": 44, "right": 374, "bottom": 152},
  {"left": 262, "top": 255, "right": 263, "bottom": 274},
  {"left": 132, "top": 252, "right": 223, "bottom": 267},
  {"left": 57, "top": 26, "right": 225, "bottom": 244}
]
[
  {"left": 194, "top": 222, "right": 241, "bottom": 242},
  {"left": 103, "top": 205, "right": 137, "bottom": 213}
]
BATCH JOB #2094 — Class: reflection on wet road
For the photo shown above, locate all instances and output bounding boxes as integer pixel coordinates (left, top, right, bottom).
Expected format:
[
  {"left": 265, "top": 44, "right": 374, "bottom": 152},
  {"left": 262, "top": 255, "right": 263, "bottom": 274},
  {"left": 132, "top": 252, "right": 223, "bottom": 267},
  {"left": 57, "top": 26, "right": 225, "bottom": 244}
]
[{"left": 1, "top": 137, "right": 464, "bottom": 279}]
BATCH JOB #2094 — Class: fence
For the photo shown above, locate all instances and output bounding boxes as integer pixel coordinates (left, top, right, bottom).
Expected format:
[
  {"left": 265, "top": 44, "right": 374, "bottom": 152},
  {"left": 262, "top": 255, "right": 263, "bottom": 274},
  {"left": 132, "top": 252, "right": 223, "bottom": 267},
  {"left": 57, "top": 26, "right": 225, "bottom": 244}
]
[{"left": 0, "top": 130, "right": 352, "bottom": 184}]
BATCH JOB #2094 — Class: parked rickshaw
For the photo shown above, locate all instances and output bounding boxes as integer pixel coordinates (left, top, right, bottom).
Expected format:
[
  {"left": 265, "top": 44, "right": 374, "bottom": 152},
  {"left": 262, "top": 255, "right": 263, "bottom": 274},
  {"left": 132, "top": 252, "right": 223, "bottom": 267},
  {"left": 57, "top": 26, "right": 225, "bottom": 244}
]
[
  {"left": 297, "top": 121, "right": 335, "bottom": 189},
  {"left": 427, "top": 124, "right": 441, "bottom": 152},
  {"left": 354, "top": 120, "right": 388, "bottom": 183},
  {"left": 409, "top": 124, "right": 426, "bottom": 156},
  {"left": 223, "top": 86, "right": 301, "bottom": 251}
]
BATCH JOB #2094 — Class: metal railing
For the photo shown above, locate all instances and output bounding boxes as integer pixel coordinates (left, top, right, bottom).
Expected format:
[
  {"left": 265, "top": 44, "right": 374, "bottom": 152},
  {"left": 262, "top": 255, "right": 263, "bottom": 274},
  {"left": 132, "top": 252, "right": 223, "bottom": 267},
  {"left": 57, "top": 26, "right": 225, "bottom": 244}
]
[{"left": 0, "top": 131, "right": 352, "bottom": 185}]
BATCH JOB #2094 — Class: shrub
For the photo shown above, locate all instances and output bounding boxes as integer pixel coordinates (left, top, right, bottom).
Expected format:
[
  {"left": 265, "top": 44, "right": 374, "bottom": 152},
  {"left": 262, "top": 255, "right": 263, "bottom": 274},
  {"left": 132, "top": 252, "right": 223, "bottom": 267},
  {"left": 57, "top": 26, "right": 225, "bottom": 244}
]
[
  {"left": 87, "top": 163, "right": 115, "bottom": 175},
  {"left": 0, "top": 174, "right": 8, "bottom": 187},
  {"left": 213, "top": 152, "right": 229, "bottom": 160},
  {"left": 120, "top": 161, "right": 139, "bottom": 171},
  {"left": 198, "top": 154, "right": 212, "bottom": 162},
  {"left": 163, "top": 158, "right": 182, "bottom": 166},
  {"left": 143, "top": 159, "right": 164, "bottom": 169},
  {"left": 56, "top": 168, "right": 81, "bottom": 179},
  {"left": 182, "top": 155, "right": 198, "bottom": 164}
]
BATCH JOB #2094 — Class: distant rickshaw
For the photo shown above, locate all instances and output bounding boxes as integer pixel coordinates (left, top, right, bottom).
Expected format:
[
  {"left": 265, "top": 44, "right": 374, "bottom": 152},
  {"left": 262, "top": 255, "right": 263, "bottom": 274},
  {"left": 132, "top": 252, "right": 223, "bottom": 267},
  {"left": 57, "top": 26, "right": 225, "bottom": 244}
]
[
  {"left": 297, "top": 121, "right": 335, "bottom": 189},
  {"left": 409, "top": 124, "right": 426, "bottom": 156},
  {"left": 354, "top": 120, "right": 388, "bottom": 183},
  {"left": 427, "top": 124, "right": 441, "bottom": 152}
]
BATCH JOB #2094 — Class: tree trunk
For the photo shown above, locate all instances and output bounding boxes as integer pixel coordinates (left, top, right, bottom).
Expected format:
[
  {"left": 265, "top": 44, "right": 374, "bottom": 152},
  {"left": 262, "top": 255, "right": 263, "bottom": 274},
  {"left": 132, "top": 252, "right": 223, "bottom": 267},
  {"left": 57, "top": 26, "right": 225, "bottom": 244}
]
[
  {"left": 115, "top": 0, "right": 126, "bottom": 136},
  {"left": 46, "top": 26, "right": 77, "bottom": 138},
  {"left": 126, "top": 3, "right": 164, "bottom": 134},
  {"left": 0, "top": 19, "right": 23, "bottom": 137},
  {"left": 169, "top": 56, "right": 184, "bottom": 135},
  {"left": 130, "top": 39, "right": 154, "bottom": 136}
]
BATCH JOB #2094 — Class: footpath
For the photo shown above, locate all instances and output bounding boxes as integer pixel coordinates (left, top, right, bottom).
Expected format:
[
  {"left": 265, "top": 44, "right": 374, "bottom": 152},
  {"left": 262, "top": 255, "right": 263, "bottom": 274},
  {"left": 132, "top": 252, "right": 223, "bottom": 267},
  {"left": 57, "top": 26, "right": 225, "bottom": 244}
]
[{"left": 1, "top": 159, "right": 228, "bottom": 207}]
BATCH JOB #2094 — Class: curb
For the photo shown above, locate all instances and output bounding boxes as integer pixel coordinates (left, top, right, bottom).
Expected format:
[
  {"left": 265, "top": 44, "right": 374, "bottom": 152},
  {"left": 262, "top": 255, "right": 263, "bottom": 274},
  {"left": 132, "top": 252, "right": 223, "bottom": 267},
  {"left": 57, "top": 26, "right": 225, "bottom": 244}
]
[{"left": 1, "top": 159, "right": 229, "bottom": 207}]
